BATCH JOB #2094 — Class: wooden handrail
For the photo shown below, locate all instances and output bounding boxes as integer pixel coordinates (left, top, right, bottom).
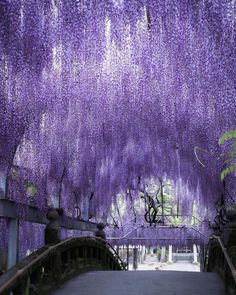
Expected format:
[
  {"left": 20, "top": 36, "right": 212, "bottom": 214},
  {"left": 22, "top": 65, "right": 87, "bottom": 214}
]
[
  {"left": 212, "top": 235, "right": 236, "bottom": 285},
  {"left": 0, "top": 237, "right": 125, "bottom": 295},
  {"left": 98, "top": 238, "right": 126, "bottom": 268}
]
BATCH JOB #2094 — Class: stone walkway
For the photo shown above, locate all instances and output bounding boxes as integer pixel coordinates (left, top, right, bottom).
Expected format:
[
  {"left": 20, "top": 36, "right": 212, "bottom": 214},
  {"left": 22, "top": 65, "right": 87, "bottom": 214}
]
[
  {"left": 53, "top": 271, "right": 225, "bottom": 295},
  {"left": 132, "top": 254, "right": 200, "bottom": 272},
  {"left": 137, "top": 261, "right": 200, "bottom": 272},
  {"left": 161, "top": 262, "right": 200, "bottom": 272}
]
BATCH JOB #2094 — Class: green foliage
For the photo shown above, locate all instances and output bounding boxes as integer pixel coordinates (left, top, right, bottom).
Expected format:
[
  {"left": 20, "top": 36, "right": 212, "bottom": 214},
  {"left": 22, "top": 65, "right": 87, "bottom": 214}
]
[
  {"left": 171, "top": 216, "right": 180, "bottom": 226},
  {"left": 219, "top": 130, "right": 236, "bottom": 145},
  {"left": 25, "top": 183, "right": 37, "bottom": 198},
  {"left": 220, "top": 164, "right": 236, "bottom": 182},
  {"left": 156, "top": 248, "right": 161, "bottom": 260},
  {"left": 219, "top": 130, "right": 236, "bottom": 181}
]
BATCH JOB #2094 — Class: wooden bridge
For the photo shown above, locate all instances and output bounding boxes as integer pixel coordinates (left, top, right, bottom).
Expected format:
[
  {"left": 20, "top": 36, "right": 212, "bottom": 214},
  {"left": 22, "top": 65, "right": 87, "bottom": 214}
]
[
  {"left": 0, "top": 237, "right": 125, "bottom": 295},
  {"left": 0, "top": 200, "right": 236, "bottom": 295},
  {"left": 0, "top": 233, "right": 235, "bottom": 294}
]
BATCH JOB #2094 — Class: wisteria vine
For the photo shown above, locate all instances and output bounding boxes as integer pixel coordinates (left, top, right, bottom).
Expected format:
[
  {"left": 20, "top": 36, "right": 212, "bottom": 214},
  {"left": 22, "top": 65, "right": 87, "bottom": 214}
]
[{"left": 0, "top": 0, "right": 235, "bottom": 251}]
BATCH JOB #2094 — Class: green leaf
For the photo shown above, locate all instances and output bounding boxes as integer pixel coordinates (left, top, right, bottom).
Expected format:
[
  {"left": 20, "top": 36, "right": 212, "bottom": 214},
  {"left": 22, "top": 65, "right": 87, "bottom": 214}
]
[
  {"left": 219, "top": 130, "right": 236, "bottom": 145},
  {"left": 220, "top": 163, "right": 236, "bottom": 181}
]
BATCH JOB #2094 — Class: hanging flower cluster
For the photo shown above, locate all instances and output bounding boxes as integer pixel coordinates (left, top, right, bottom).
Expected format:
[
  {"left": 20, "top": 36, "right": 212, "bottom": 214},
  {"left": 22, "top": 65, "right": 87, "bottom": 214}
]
[{"left": 0, "top": 0, "right": 235, "bottom": 248}]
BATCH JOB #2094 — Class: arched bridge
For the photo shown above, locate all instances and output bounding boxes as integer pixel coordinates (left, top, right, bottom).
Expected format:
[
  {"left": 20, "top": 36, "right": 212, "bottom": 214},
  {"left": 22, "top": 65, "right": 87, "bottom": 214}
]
[
  {"left": 0, "top": 233, "right": 236, "bottom": 295},
  {"left": 0, "top": 204, "right": 236, "bottom": 294},
  {"left": 0, "top": 237, "right": 125, "bottom": 295}
]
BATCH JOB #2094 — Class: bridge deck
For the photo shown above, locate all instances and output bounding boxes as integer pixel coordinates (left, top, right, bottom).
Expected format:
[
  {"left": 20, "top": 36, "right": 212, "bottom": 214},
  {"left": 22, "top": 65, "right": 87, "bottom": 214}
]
[{"left": 53, "top": 270, "right": 225, "bottom": 295}]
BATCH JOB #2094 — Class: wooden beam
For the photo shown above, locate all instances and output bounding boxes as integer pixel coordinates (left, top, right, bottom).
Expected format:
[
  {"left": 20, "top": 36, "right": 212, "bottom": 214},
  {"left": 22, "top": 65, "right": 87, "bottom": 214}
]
[{"left": 0, "top": 198, "right": 97, "bottom": 232}]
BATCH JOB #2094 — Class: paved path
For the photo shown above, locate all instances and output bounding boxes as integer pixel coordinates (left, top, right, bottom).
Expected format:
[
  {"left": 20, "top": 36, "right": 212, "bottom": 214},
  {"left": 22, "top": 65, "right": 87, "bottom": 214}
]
[
  {"left": 137, "top": 260, "right": 200, "bottom": 272},
  {"left": 53, "top": 271, "right": 225, "bottom": 295},
  {"left": 160, "top": 262, "right": 200, "bottom": 272},
  {"left": 132, "top": 254, "right": 200, "bottom": 272}
]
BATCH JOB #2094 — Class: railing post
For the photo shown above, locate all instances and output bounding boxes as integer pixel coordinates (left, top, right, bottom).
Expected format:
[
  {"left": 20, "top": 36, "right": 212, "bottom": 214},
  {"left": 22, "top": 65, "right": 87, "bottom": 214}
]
[
  {"left": 95, "top": 223, "right": 106, "bottom": 240},
  {"left": 0, "top": 250, "right": 6, "bottom": 275},
  {"left": 45, "top": 208, "right": 60, "bottom": 245},
  {"left": 223, "top": 209, "right": 236, "bottom": 248},
  {"left": 53, "top": 251, "right": 62, "bottom": 286},
  {"left": 83, "top": 246, "right": 88, "bottom": 267},
  {"left": 13, "top": 276, "right": 30, "bottom": 295},
  {"left": 126, "top": 244, "right": 129, "bottom": 270},
  {"left": 200, "top": 244, "right": 206, "bottom": 271},
  {"left": 30, "top": 267, "right": 43, "bottom": 293},
  {"left": 206, "top": 222, "right": 221, "bottom": 272},
  {"left": 133, "top": 247, "right": 138, "bottom": 270},
  {"left": 116, "top": 245, "right": 120, "bottom": 256},
  {"left": 222, "top": 209, "right": 236, "bottom": 294}
]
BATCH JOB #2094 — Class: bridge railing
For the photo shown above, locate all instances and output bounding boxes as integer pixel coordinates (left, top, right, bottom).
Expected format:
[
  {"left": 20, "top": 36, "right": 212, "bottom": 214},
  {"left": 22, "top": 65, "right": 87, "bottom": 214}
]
[
  {"left": 203, "top": 209, "right": 236, "bottom": 294},
  {"left": 0, "top": 236, "right": 126, "bottom": 295},
  {"left": 0, "top": 198, "right": 99, "bottom": 272},
  {"left": 204, "top": 235, "right": 236, "bottom": 294}
]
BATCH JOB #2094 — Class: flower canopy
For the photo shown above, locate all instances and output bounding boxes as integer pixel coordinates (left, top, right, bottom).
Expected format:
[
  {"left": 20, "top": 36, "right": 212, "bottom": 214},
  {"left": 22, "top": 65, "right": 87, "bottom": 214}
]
[{"left": 0, "top": 0, "right": 235, "bottom": 248}]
